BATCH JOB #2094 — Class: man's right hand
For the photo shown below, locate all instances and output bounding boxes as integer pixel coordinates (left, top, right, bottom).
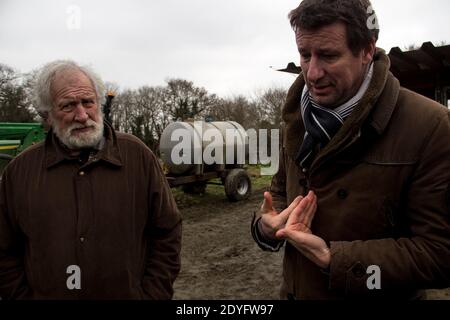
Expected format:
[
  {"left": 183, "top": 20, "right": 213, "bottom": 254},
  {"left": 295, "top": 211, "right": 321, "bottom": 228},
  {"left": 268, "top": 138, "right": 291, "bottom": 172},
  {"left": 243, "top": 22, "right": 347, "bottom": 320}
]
[{"left": 259, "top": 192, "right": 303, "bottom": 241}]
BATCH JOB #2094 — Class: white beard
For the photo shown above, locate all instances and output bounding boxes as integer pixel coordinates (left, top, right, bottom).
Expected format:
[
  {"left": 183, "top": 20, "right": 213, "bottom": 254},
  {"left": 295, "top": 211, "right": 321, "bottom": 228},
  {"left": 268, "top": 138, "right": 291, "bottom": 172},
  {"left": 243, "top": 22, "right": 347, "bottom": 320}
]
[{"left": 51, "top": 113, "right": 104, "bottom": 149}]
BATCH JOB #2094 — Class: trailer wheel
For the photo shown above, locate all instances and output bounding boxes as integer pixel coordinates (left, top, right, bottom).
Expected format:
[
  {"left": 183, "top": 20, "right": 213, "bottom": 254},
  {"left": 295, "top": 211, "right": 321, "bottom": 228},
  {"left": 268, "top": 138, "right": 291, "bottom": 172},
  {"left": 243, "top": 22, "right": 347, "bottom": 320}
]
[
  {"left": 182, "top": 182, "right": 207, "bottom": 195},
  {"left": 224, "top": 169, "right": 251, "bottom": 202}
]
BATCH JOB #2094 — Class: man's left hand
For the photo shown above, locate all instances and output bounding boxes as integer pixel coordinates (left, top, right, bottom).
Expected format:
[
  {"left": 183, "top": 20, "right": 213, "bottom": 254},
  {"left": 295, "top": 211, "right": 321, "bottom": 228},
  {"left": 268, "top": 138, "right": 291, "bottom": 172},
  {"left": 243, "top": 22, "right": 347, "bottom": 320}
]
[{"left": 275, "top": 191, "right": 331, "bottom": 269}]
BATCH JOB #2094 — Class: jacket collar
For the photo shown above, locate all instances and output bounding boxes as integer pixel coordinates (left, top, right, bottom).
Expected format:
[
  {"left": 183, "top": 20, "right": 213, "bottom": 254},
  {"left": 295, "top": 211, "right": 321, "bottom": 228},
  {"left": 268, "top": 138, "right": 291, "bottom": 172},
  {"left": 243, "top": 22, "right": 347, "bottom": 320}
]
[
  {"left": 45, "top": 121, "right": 123, "bottom": 169},
  {"left": 282, "top": 48, "right": 400, "bottom": 160}
]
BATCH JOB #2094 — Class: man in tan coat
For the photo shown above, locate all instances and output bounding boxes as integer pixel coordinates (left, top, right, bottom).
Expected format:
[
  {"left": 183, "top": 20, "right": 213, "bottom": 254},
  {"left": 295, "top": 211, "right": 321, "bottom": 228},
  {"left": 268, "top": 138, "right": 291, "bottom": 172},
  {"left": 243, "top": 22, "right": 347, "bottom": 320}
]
[{"left": 252, "top": 0, "right": 450, "bottom": 299}]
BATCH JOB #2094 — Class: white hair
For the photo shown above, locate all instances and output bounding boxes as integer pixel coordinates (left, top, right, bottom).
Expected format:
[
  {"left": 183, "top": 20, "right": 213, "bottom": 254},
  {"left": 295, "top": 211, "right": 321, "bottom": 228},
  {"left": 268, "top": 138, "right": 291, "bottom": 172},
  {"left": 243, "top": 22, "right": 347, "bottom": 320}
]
[{"left": 33, "top": 60, "right": 106, "bottom": 116}]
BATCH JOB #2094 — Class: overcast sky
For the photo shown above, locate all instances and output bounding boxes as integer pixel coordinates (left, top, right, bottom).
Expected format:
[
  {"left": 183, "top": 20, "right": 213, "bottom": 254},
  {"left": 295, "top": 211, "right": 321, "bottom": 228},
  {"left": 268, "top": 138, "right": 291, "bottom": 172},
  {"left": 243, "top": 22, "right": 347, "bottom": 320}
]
[{"left": 1, "top": 0, "right": 449, "bottom": 97}]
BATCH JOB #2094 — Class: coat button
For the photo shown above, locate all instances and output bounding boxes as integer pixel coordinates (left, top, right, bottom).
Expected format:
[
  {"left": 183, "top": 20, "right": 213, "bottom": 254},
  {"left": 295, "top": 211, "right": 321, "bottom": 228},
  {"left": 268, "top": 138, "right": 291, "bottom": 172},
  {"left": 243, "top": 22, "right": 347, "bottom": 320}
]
[
  {"left": 80, "top": 237, "right": 85, "bottom": 243},
  {"left": 299, "top": 178, "right": 307, "bottom": 187},
  {"left": 337, "top": 189, "right": 348, "bottom": 199},
  {"left": 79, "top": 171, "right": 85, "bottom": 176},
  {"left": 352, "top": 262, "right": 366, "bottom": 278}
]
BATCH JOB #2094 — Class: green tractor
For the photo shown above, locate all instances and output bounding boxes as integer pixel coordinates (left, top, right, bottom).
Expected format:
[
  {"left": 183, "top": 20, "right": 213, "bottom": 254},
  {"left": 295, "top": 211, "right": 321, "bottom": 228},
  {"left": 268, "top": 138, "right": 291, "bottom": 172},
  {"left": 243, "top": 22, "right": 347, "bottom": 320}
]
[{"left": 0, "top": 123, "right": 46, "bottom": 173}]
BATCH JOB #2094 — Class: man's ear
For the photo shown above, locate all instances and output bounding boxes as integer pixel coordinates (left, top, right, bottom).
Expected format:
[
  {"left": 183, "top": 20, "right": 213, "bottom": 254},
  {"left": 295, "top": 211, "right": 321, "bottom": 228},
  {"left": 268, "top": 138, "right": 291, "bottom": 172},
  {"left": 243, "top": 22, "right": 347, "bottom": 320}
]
[
  {"left": 362, "top": 40, "right": 376, "bottom": 64},
  {"left": 40, "top": 111, "right": 52, "bottom": 125}
]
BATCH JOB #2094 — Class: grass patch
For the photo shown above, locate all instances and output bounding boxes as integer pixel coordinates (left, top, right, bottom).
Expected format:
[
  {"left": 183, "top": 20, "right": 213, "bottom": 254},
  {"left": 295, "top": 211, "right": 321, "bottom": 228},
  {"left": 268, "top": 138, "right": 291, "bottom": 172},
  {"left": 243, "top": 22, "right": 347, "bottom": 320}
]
[{"left": 171, "top": 166, "right": 273, "bottom": 209}]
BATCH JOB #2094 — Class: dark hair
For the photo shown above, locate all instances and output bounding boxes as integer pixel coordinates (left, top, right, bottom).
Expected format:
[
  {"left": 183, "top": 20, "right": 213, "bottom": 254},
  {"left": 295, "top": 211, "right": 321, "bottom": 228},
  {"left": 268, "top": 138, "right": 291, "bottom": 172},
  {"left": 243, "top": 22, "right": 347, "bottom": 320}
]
[{"left": 289, "top": 0, "right": 379, "bottom": 55}]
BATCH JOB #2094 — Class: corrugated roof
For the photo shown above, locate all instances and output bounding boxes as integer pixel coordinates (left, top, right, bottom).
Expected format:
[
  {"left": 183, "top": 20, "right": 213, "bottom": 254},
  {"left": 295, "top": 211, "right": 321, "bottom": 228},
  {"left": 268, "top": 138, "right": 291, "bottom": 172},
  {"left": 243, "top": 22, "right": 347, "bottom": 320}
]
[{"left": 388, "top": 42, "right": 450, "bottom": 95}]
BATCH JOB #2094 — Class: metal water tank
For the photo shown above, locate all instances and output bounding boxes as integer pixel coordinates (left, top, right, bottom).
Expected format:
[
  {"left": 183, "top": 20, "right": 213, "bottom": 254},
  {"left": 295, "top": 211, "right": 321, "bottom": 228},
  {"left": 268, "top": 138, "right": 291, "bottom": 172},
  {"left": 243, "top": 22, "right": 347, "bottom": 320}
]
[{"left": 160, "top": 121, "right": 248, "bottom": 175}]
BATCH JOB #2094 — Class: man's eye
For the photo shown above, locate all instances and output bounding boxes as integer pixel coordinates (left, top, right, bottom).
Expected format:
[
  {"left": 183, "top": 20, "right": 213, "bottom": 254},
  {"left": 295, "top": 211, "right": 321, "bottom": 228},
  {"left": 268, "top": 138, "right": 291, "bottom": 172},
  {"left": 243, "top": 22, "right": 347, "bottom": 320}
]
[
  {"left": 82, "top": 99, "right": 95, "bottom": 107},
  {"left": 301, "top": 54, "right": 311, "bottom": 62},
  {"left": 61, "top": 104, "right": 75, "bottom": 112},
  {"left": 323, "top": 54, "right": 337, "bottom": 60}
]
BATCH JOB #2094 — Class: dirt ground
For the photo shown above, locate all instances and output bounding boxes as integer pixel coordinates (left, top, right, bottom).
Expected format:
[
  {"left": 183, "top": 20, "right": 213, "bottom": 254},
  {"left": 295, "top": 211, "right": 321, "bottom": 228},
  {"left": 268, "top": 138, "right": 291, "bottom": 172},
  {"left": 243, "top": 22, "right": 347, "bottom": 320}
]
[
  {"left": 172, "top": 187, "right": 450, "bottom": 300},
  {"left": 173, "top": 187, "right": 283, "bottom": 300}
]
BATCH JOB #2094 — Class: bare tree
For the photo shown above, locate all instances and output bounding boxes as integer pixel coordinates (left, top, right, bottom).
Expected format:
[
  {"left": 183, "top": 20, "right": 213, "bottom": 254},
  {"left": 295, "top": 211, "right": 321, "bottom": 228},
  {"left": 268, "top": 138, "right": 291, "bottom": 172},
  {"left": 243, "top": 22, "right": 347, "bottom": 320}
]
[
  {"left": 165, "top": 78, "right": 218, "bottom": 121},
  {"left": 208, "top": 95, "right": 260, "bottom": 130},
  {"left": 111, "top": 88, "right": 135, "bottom": 133},
  {"left": 0, "top": 64, "right": 36, "bottom": 122},
  {"left": 134, "top": 85, "right": 170, "bottom": 151},
  {"left": 254, "top": 87, "right": 287, "bottom": 129}
]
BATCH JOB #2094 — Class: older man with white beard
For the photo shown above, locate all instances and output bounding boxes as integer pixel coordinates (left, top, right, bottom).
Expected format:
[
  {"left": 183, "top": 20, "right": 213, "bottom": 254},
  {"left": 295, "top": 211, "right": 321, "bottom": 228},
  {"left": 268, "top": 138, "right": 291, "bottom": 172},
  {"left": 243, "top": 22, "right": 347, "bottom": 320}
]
[
  {"left": 41, "top": 61, "right": 105, "bottom": 155},
  {"left": 0, "top": 60, "right": 182, "bottom": 300}
]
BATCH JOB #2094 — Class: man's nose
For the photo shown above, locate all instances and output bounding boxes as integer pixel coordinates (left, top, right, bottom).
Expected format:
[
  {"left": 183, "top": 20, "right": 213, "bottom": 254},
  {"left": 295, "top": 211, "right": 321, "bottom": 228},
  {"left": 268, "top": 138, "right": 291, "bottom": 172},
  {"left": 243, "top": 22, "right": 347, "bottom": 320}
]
[
  {"left": 307, "top": 57, "right": 325, "bottom": 84},
  {"left": 73, "top": 104, "right": 89, "bottom": 122}
]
